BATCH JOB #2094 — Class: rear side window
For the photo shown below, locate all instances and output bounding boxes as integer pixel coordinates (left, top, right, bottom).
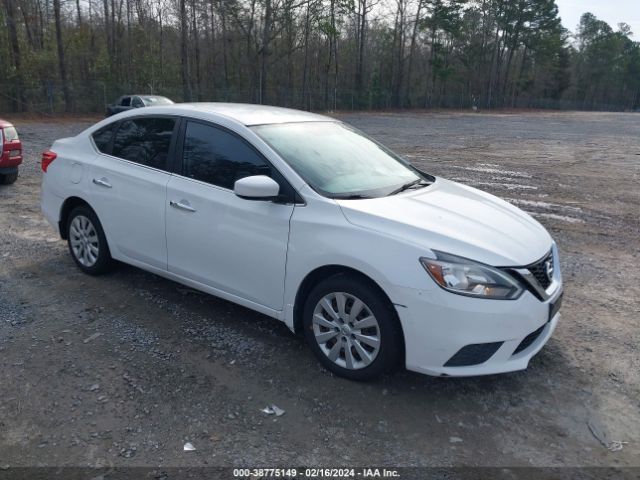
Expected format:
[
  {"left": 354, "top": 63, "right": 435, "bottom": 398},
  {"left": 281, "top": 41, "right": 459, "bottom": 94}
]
[
  {"left": 92, "top": 123, "right": 117, "bottom": 153},
  {"left": 112, "top": 117, "right": 175, "bottom": 170},
  {"left": 182, "top": 121, "right": 271, "bottom": 189},
  {"left": 121, "top": 97, "right": 131, "bottom": 107}
]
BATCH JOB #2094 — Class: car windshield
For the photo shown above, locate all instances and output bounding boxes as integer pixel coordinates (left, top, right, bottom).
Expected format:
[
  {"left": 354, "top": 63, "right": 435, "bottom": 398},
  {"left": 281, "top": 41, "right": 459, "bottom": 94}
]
[
  {"left": 252, "top": 122, "right": 430, "bottom": 198},
  {"left": 142, "top": 96, "right": 173, "bottom": 105}
]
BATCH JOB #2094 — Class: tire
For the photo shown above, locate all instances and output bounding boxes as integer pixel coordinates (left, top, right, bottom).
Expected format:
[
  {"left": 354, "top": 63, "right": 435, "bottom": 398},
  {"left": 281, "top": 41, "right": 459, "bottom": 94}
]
[
  {"left": 0, "top": 172, "right": 18, "bottom": 185},
  {"left": 303, "top": 273, "right": 403, "bottom": 380},
  {"left": 66, "top": 205, "right": 114, "bottom": 275}
]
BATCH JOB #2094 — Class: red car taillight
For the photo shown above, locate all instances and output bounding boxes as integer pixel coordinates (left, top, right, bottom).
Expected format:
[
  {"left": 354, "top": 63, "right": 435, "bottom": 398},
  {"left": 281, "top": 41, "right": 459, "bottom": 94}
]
[{"left": 41, "top": 150, "right": 57, "bottom": 172}]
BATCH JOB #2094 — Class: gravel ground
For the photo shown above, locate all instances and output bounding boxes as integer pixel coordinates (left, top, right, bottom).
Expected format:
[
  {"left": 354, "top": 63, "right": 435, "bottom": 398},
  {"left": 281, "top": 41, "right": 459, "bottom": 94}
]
[{"left": 0, "top": 111, "right": 638, "bottom": 468}]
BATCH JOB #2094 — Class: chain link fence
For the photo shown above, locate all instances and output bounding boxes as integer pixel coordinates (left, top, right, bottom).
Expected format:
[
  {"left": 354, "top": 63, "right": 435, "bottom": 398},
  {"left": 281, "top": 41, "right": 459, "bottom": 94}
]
[{"left": 0, "top": 80, "right": 634, "bottom": 115}]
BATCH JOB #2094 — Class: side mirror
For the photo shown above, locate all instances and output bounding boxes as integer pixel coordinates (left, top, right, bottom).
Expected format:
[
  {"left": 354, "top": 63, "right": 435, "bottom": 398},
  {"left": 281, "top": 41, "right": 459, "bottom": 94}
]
[{"left": 234, "top": 175, "right": 280, "bottom": 200}]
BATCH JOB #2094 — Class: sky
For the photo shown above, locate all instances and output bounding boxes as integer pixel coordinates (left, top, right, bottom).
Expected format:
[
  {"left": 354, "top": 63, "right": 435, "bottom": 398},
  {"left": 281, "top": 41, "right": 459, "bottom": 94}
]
[{"left": 555, "top": 0, "right": 640, "bottom": 39}]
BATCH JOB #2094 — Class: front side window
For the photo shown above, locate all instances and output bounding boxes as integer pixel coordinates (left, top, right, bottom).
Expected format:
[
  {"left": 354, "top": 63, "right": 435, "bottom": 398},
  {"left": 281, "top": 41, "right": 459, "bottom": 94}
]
[
  {"left": 252, "top": 121, "right": 429, "bottom": 198},
  {"left": 92, "top": 123, "right": 117, "bottom": 153},
  {"left": 182, "top": 121, "right": 272, "bottom": 189},
  {"left": 132, "top": 97, "right": 144, "bottom": 108},
  {"left": 112, "top": 117, "right": 175, "bottom": 170}
]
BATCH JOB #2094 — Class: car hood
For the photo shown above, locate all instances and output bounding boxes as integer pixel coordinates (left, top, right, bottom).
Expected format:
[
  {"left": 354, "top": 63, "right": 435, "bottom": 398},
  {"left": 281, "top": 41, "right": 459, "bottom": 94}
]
[{"left": 336, "top": 178, "right": 552, "bottom": 267}]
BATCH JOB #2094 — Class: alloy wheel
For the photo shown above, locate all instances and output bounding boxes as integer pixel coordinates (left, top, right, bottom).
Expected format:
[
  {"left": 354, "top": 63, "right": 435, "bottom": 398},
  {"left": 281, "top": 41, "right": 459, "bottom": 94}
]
[
  {"left": 69, "top": 215, "right": 100, "bottom": 267},
  {"left": 312, "top": 292, "right": 381, "bottom": 370}
]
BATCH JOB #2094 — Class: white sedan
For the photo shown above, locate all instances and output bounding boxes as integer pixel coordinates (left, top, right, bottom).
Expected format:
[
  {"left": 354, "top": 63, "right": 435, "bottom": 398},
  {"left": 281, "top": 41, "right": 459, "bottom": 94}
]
[{"left": 40, "top": 103, "right": 563, "bottom": 380}]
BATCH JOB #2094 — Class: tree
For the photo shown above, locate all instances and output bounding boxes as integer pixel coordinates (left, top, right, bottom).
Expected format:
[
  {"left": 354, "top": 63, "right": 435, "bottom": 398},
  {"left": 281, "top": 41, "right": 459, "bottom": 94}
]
[
  {"left": 180, "top": 0, "right": 192, "bottom": 101},
  {"left": 0, "top": 0, "right": 638, "bottom": 113},
  {"left": 53, "top": 0, "right": 72, "bottom": 111},
  {"left": 573, "top": 13, "right": 640, "bottom": 109},
  {"left": 1, "top": 0, "right": 26, "bottom": 110},
  {"left": 420, "top": 0, "right": 464, "bottom": 106}
]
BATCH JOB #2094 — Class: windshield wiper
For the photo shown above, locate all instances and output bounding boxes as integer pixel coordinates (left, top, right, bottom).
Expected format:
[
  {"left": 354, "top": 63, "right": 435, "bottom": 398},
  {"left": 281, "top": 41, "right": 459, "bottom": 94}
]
[
  {"left": 333, "top": 194, "right": 374, "bottom": 200},
  {"left": 387, "top": 178, "right": 431, "bottom": 196}
]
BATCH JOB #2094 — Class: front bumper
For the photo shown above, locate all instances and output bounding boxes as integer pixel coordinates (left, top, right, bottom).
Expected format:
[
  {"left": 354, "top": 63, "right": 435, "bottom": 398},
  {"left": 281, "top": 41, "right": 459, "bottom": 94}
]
[{"left": 389, "top": 280, "right": 563, "bottom": 377}]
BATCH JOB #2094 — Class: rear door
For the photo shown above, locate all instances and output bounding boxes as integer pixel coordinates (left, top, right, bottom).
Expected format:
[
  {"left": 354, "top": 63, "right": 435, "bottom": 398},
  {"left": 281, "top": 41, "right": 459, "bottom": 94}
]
[
  {"left": 165, "top": 119, "right": 295, "bottom": 310},
  {"left": 89, "top": 116, "right": 178, "bottom": 269}
]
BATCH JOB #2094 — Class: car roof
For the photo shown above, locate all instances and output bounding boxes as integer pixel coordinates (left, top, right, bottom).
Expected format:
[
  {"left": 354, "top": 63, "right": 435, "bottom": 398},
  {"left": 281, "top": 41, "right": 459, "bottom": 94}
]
[
  {"left": 172, "top": 103, "right": 331, "bottom": 126},
  {"left": 0, "top": 119, "right": 14, "bottom": 128}
]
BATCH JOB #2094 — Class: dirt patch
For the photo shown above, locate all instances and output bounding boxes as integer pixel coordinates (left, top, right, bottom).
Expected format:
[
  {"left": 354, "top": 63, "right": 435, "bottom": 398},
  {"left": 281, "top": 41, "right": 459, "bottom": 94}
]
[{"left": 0, "top": 112, "right": 638, "bottom": 467}]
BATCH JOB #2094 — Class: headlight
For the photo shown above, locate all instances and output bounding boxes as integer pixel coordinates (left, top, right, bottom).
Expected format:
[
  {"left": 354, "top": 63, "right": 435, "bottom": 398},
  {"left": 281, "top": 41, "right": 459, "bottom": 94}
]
[{"left": 420, "top": 251, "right": 523, "bottom": 300}]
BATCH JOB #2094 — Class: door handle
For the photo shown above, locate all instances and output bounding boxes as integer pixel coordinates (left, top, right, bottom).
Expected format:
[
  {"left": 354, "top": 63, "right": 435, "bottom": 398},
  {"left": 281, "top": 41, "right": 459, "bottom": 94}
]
[
  {"left": 92, "top": 177, "right": 112, "bottom": 188},
  {"left": 169, "top": 200, "right": 197, "bottom": 212}
]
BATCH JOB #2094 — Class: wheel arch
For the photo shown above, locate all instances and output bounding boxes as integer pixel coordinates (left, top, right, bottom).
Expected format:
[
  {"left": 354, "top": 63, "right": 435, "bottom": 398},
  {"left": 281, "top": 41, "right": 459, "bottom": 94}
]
[
  {"left": 293, "top": 265, "right": 405, "bottom": 353},
  {"left": 58, "top": 196, "right": 96, "bottom": 239}
]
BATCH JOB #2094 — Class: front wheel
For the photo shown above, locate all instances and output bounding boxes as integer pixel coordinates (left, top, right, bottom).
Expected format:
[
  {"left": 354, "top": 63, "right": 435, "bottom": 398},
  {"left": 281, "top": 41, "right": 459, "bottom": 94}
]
[
  {"left": 303, "top": 274, "right": 403, "bottom": 380},
  {"left": 67, "top": 206, "right": 114, "bottom": 275}
]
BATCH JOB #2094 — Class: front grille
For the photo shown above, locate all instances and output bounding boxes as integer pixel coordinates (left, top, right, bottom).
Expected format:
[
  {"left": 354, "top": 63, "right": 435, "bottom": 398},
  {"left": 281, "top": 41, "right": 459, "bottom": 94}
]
[
  {"left": 513, "top": 324, "right": 546, "bottom": 355},
  {"left": 444, "top": 342, "right": 503, "bottom": 367},
  {"left": 527, "top": 252, "right": 553, "bottom": 289}
]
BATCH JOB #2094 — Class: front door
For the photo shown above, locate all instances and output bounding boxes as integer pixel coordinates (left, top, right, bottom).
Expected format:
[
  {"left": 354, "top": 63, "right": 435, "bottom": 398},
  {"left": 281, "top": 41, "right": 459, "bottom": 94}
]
[{"left": 165, "top": 120, "right": 295, "bottom": 310}]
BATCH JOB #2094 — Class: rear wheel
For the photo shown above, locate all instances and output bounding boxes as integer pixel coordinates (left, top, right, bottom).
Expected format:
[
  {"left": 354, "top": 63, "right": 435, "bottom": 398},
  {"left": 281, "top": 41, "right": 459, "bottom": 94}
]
[
  {"left": 303, "top": 274, "right": 403, "bottom": 380},
  {"left": 67, "top": 206, "right": 114, "bottom": 275},
  {"left": 0, "top": 172, "right": 18, "bottom": 184}
]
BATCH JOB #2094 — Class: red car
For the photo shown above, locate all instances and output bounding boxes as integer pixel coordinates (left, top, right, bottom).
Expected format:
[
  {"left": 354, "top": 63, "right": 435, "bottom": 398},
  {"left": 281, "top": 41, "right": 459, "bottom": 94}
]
[{"left": 0, "top": 119, "right": 22, "bottom": 184}]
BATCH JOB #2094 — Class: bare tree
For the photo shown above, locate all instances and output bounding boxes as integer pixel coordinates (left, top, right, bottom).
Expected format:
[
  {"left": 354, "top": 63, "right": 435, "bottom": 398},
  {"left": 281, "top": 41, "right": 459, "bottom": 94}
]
[
  {"left": 53, "top": 0, "right": 72, "bottom": 111},
  {"left": 1, "top": 0, "right": 26, "bottom": 110}
]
